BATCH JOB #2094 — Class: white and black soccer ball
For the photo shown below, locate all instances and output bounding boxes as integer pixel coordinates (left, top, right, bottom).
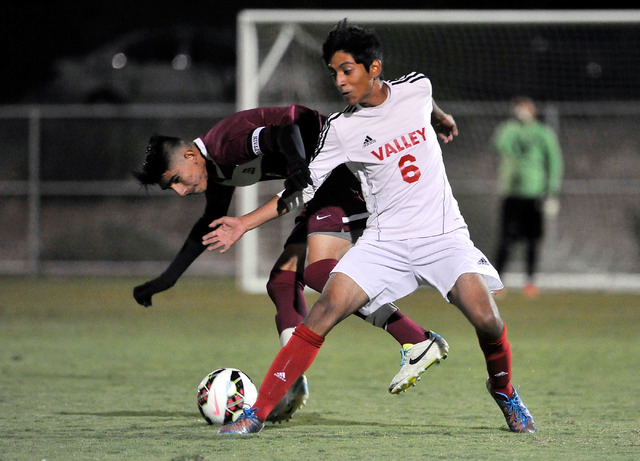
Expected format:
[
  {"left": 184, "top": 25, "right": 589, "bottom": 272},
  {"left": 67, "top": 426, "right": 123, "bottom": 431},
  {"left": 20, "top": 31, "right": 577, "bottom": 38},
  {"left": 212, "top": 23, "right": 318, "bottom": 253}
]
[{"left": 196, "top": 368, "right": 258, "bottom": 425}]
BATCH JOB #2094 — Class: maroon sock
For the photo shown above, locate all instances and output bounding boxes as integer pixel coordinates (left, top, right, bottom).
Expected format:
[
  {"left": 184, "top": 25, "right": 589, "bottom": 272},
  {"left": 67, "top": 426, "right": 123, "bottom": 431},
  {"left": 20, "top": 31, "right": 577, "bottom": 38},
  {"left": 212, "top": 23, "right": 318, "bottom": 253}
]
[
  {"left": 266, "top": 269, "right": 307, "bottom": 334},
  {"left": 254, "top": 324, "right": 324, "bottom": 421},
  {"left": 477, "top": 324, "right": 514, "bottom": 397},
  {"left": 384, "top": 311, "right": 430, "bottom": 345},
  {"left": 304, "top": 259, "right": 336, "bottom": 292}
]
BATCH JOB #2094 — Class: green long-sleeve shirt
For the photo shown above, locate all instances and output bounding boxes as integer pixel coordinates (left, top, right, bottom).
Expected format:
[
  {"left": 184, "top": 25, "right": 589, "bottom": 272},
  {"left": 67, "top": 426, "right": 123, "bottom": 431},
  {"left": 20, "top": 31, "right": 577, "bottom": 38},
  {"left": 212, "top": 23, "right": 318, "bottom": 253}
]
[{"left": 494, "top": 119, "right": 563, "bottom": 198}]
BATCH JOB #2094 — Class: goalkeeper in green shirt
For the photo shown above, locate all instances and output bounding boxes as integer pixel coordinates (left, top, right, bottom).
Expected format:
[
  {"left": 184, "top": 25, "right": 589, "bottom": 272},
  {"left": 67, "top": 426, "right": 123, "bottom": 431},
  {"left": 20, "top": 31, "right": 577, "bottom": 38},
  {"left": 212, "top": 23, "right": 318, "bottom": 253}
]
[{"left": 493, "top": 96, "right": 563, "bottom": 298}]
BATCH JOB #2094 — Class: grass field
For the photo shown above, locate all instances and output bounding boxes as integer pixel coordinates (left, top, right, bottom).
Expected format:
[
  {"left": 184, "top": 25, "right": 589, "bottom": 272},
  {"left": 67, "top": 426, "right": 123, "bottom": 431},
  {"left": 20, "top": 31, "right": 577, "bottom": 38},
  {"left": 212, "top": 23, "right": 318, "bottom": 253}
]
[{"left": 1, "top": 276, "right": 639, "bottom": 460}]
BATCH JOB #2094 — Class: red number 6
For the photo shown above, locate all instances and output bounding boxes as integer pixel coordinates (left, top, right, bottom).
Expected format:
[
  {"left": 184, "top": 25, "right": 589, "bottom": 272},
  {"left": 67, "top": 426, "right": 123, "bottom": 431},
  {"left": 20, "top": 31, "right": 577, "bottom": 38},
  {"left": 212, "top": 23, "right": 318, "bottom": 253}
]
[{"left": 398, "top": 154, "right": 421, "bottom": 183}]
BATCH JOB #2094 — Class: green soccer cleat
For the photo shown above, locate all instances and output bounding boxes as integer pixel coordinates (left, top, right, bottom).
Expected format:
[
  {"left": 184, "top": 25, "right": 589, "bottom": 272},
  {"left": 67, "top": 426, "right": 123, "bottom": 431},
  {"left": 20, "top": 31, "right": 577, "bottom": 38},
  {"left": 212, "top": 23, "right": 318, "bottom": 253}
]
[
  {"left": 486, "top": 379, "right": 536, "bottom": 433},
  {"left": 218, "top": 407, "right": 264, "bottom": 435},
  {"left": 389, "top": 332, "right": 449, "bottom": 394}
]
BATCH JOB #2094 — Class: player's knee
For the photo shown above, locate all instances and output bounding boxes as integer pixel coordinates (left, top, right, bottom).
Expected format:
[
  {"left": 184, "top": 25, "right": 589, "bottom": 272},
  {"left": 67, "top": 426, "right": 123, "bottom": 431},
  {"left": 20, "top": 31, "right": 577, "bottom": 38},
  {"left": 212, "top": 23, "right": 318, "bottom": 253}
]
[
  {"left": 362, "top": 303, "right": 398, "bottom": 328},
  {"left": 304, "top": 298, "right": 342, "bottom": 335},
  {"left": 266, "top": 269, "right": 296, "bottom": 298},
  {"left": 304, "top": 259, "right": 338, "bottom": 293},
  {"left": 470, "top": 307, "right": 503, "bottom": 339}
]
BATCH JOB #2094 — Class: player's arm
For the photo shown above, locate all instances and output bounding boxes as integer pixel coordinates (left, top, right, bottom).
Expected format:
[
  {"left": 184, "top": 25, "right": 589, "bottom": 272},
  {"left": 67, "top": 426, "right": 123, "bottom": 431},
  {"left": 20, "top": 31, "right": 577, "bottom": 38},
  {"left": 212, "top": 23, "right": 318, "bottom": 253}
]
[
  {"left": 431, "top": 99, "right": 458, "bottom": 143},
  {"left": 204, "top": 121, "right": 342, "bottom": 253},
  {"left": 270, "top": 123, "right": 312, "bottom": 191},
  {"left": 202, "top": 189, "right": 301, "bottom": 253},
  {"left": 133, "top": 184, "right": 235, "bottom": 307}
]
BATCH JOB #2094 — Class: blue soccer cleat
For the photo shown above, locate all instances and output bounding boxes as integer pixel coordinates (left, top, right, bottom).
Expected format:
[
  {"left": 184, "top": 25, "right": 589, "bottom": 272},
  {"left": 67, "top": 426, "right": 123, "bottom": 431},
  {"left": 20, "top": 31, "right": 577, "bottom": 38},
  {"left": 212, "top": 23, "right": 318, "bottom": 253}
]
[
  {"left": 218, "top": 407, "right": 264, "bottom": 435},
  {"left": 486, "top": 379, "right": 536, "bottom": 433}
]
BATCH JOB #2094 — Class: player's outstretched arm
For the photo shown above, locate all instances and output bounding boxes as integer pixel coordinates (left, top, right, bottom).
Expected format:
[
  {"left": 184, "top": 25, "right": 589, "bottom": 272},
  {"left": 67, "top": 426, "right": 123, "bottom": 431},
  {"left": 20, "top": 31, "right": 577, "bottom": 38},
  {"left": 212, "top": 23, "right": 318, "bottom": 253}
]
[
  {"left": 431, "top": 99, "right": 458, "bottom": 143},
  {"left": 203, "top": 195, "right": 289, "bottom": 253},
  {"left": 133, "top": 232, "right": 206, "bottom": 307}
]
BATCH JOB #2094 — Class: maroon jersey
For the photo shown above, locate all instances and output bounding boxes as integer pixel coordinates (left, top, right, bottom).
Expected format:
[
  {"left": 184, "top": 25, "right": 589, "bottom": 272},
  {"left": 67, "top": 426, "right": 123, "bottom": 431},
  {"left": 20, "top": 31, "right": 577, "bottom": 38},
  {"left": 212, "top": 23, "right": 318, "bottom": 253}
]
[
  {"left": 158, "top": 105, "right": 363, "bottom": 288},
  {"left": 182, "top": 105, "right": 326, "bottom": 254},
  {"left": 195, "top": 105, "right": 325, "bottom": 186}
]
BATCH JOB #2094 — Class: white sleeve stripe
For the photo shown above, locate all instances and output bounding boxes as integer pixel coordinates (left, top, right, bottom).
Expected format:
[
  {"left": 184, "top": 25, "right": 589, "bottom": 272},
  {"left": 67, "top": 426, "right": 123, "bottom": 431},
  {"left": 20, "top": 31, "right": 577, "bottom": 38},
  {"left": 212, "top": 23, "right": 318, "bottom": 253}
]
[
  {"left": 251, "top": 127, "right": 265, "bottom": 156},
  {"left": 193, "top": 138, "right": 209, "bottom": 158}
]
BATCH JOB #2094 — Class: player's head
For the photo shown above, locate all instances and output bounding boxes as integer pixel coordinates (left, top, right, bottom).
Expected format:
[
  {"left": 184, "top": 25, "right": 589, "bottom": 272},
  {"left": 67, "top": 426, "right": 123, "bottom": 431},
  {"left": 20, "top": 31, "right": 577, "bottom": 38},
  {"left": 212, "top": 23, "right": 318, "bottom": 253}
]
[
  {"left": 510, "top": 96, "right": 537, "bottom": 123},
  {"left": 322, "top": 19, "right": 383, "bottom": 72},
  {"left": 133, "top": 135, "right": 208, "bottom": 196},
  {"left": 322, "top": 19, "right": 384, "bottom": 106}
]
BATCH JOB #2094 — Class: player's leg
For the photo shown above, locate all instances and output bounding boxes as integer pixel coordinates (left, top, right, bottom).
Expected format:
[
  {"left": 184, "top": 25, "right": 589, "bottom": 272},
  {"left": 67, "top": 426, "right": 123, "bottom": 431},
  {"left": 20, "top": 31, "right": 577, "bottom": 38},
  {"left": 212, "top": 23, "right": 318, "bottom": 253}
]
[
  {"left": 523, "top": 199, "right": 543, "bottom": 298},
  {"left": 266, "top": 209, "right": 309, "bottom": 343},
  {"left": 219, "top": 272, "right": 369, "bottom": 434},
  {"left": 523, "top": 236, "right": 540, "bottom": 298},
  {"left": 448, "top": 273, "right": 507, "bottom": 368},
  {"left": 264, "top": 213, "right": 311, "bottom": 424},
  {"left": 448, "top": 273, "right": 534, "bottom": 433},
  {"left": 305, "top": 231, "right": 447, "bottom": 394},
  {"left": 266, "top": 243, "right": 307, "bottom": 342},
  {"left": 411, "top": 230, "right": 533, "bottom": 433},
  {"left": 494, "top": 198, "right": 515, "bottom": 276},
  {"left": 305, "top": 233, "right": 432, "bottom": 346}
]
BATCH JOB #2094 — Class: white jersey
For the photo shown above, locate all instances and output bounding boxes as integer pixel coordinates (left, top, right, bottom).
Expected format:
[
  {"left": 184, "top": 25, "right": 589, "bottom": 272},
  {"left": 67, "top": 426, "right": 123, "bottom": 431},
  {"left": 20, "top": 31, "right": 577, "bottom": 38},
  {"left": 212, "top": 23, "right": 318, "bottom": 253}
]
[{"left": 301, "top": 72, "right": 466, "bottom": 241}]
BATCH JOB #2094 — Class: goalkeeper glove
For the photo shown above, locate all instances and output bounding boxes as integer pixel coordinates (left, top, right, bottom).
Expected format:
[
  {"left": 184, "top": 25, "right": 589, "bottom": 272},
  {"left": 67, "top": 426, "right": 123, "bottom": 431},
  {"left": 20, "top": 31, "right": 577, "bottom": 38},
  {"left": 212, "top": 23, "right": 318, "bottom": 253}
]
[
  {"left": 133, "top": 276, "right": 173, "bottom": 307},
  {"left": 284, "top": 159, "right": 313, "bottom": 191}
]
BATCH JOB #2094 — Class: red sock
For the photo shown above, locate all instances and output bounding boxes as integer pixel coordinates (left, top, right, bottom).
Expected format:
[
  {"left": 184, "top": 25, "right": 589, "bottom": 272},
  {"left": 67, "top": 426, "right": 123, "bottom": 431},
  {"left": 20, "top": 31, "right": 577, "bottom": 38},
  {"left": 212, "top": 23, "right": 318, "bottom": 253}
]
[
  {"left": 304, "top": 259, "right": 336, "bottom": 292},
  {"left": 254, "top": 324, "right": 324, "bottom": 421},
  {"left": 477, "top": 324, "right": 514, "bottom": 396},
  {"left": 266, "top": 269, "right": 307, "bottom": 334}
]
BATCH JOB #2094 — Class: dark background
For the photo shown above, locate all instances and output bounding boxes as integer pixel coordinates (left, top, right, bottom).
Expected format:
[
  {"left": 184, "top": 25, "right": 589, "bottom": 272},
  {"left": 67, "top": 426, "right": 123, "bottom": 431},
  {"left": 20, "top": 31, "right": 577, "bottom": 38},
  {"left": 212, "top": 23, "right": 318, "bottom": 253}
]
[{"left": 2, "top": 2, "right": 632, "bottom": 104}]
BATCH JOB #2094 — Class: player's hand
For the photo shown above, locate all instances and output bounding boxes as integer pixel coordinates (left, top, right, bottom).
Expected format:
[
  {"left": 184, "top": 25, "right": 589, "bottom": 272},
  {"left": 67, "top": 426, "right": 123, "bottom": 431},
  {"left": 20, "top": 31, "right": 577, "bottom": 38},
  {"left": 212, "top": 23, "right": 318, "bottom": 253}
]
[
  {"left": 133, "top": 277, "right": 172, "bottom": 307},
  {"left": 433, "top": 113, "right": 458, "bottom": 143},
  {"left": 544, "top": 196, "right": 560, "bottom": 218},
  {"left": 203, "top": 216, "right": 248, "bottom": 253},
  {"left": 285, "top": 162, "right": 312, "bottom": 191}
]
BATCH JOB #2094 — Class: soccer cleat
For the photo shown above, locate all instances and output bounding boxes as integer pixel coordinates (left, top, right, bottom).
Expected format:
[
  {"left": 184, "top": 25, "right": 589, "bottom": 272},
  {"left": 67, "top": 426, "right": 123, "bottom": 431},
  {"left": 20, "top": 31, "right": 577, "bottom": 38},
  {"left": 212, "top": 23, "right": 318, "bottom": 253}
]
[
  {"left": 218, "top": 407, "right": 264, "bottom": 435},
  {"left": 389, "top": 332, "right": 449, "bottom": 394},
  {"left": 486, "top": 379, "right": 536, "bottom": 433},
  {"left": 266, "top": 374, "right": 309, "bottom": 423}
]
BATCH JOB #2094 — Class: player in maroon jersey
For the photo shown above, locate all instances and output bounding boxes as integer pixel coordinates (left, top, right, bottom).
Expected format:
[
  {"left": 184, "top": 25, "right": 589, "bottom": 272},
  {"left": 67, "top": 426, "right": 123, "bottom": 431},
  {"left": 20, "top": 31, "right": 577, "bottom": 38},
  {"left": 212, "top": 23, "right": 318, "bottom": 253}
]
[{"left": 132, "top": 104, "right": 446, "bottom": 422}]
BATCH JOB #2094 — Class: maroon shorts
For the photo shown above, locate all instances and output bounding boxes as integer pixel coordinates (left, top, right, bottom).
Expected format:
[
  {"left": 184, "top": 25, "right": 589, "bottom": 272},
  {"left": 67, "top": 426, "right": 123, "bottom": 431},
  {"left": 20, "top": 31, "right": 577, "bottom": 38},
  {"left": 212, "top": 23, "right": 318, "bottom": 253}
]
[{"left": 284, "top": 165, "right": 368, "bottom": 247}]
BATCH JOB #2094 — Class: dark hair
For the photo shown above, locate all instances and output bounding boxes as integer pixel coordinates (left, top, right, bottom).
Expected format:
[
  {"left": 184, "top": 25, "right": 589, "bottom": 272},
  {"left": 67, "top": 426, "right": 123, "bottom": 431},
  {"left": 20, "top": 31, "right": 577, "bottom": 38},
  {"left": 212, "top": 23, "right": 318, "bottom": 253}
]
[
  {"left": 132, "top": 135, "right": 184, "bottom": 187},
  {"left": 322, "top": 19, "right": 383, "bottom": 71}
]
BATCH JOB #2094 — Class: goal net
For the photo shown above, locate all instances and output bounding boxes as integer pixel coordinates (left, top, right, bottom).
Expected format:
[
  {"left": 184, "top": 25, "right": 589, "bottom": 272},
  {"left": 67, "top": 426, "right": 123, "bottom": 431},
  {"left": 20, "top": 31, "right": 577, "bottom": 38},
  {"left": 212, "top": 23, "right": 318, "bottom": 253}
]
[{"left": 236, "top": 9, "right": 640, "bottom": 293}]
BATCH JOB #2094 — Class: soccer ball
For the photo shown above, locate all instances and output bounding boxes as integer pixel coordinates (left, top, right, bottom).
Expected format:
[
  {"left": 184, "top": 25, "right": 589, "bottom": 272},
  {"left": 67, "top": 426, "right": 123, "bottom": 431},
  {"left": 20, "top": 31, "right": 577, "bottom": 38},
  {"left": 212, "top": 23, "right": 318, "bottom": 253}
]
[{"left": 196, "top": 368, "right": 258, "bottom": 425}]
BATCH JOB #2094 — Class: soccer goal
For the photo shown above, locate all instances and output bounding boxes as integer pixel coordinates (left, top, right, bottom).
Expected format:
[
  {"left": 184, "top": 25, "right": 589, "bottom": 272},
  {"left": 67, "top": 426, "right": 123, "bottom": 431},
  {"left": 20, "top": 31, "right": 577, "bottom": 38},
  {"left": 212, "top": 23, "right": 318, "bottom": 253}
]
[{"left": 236, "top": 9, "right": 640, "bottom": 293}]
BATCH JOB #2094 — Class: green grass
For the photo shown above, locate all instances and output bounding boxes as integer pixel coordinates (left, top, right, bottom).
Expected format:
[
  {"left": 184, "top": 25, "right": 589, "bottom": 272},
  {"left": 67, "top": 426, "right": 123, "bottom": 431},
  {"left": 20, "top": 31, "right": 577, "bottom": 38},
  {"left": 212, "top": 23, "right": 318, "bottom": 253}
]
[{"left": 1, "top": 276, "right": 639, "bottom": 460}]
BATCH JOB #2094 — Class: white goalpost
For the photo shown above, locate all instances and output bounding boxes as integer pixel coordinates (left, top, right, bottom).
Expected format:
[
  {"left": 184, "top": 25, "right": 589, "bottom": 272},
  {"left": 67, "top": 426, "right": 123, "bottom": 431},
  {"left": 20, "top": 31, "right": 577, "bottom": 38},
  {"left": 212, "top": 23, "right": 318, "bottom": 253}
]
[{"left": 236, "top": 9, "right": 640, "bottom": 293}]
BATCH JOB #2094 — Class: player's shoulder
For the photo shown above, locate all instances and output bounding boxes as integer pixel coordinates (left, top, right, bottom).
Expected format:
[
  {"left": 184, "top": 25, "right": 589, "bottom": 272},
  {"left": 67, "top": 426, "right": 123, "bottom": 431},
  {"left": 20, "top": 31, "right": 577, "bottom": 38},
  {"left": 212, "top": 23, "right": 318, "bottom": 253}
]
[
  {"left": 388, "top": 72, "right": 430, "bottom": 88},
  {"left": 324, "top": 105, "right": 356, "bottom": 126},
  {"left": 314, "top": 107, "right": 354, "bottom": 153}
]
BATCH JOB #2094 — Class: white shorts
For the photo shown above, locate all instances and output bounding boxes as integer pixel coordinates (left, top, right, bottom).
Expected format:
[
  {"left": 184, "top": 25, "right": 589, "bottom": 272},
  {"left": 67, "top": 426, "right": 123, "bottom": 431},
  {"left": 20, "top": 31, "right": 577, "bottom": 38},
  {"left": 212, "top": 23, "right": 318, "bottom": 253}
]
[{"left": 332, "top": 227, "right": 503, "bottom": 316}]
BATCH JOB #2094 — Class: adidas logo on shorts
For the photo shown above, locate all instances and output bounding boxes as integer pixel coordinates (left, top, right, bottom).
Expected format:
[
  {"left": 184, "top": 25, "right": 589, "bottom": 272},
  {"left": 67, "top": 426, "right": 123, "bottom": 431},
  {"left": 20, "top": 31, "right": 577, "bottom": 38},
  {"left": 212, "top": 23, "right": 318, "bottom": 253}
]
[{"left": 478, "top": 257, "right": 490, "bottom": 266}]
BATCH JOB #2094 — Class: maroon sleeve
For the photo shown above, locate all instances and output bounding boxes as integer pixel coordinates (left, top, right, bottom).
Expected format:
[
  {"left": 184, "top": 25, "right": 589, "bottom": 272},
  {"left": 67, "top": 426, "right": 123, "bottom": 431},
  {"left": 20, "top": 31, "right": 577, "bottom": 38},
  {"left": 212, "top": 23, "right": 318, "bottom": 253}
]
[{"left": 198, "top": 105, "right": 325, "bottom": 167}]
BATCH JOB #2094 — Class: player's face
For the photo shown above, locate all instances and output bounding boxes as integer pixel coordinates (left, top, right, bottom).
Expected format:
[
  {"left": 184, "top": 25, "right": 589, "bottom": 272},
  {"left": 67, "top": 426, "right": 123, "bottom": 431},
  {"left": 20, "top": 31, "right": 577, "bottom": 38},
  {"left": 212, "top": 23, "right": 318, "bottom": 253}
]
[
  {"left": 161, "top": 147, "right": 208, "bottom": 196},
  {"left": 328, "top": 51, "right": 385, "bottom": 107}
]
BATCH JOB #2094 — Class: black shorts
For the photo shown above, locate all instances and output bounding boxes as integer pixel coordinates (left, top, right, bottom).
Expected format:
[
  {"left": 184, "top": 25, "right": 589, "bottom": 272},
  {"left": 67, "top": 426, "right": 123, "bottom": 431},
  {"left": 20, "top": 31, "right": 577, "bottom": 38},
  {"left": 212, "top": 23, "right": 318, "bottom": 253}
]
[{"left": 500, "top": 197, "right": 543, "bottom": 240}]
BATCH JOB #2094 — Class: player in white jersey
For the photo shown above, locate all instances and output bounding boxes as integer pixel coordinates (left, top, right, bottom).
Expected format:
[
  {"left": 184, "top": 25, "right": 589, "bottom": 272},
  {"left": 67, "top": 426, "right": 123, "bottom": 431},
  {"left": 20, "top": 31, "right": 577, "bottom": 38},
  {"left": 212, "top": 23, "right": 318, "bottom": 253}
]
[{"left": 209, "top": 19, "right": 535, "bottom": 435}]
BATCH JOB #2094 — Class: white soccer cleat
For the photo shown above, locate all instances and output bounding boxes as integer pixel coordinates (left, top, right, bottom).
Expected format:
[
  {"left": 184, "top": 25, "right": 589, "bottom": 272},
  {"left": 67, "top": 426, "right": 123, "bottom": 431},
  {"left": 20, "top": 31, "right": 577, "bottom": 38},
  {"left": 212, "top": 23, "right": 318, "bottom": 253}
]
[
  {"left": 265, "top": 374, "right": 309, "bottom": 423},
  {"left": 389, "top": 332, "right": 449, "bottom": 394}
]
